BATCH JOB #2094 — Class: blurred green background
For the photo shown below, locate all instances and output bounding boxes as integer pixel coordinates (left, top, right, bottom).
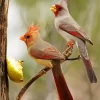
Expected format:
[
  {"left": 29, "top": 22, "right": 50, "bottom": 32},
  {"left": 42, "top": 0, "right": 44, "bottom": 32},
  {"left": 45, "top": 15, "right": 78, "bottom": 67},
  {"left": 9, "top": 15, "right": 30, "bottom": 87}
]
[{"left": 7, "top": 0, "right": 100, "bottom": 100}]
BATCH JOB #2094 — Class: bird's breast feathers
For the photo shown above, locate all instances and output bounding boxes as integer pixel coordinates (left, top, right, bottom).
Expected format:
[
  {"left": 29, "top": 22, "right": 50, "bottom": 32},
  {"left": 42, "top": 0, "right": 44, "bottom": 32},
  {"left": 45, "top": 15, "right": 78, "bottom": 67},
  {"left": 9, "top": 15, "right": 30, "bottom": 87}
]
[{"left": 32, "top": 57, "right": 53, "bottom": 68}]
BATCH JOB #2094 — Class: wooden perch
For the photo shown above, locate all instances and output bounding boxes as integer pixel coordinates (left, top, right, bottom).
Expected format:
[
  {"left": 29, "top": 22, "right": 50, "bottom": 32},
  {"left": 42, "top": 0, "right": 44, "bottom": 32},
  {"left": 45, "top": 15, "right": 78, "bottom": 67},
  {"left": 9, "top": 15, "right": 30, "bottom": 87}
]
[
  {"left": 16, "top": 67, "right": 50, "bottom": 100},
  {"left": 0, "top": 0, "right": 9, "bottom": 100},
  {"left": 16, "top": 46, "right": 80, "bottom": 100}
]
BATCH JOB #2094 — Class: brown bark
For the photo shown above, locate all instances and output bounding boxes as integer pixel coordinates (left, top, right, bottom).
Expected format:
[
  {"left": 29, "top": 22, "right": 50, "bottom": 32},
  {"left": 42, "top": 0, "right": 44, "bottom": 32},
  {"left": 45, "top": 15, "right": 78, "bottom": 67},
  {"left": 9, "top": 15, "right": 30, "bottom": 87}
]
[{"left": 0, "top": 0, "right": 9, "bottom": 100}]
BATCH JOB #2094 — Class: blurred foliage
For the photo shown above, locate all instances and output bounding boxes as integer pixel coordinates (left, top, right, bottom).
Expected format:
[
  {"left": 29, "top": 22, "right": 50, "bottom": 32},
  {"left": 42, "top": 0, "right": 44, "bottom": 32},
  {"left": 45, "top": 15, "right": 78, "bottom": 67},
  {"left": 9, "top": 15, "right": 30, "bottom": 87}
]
[{"left": 7, "top": 0, "right": 100, "bottom": 100}]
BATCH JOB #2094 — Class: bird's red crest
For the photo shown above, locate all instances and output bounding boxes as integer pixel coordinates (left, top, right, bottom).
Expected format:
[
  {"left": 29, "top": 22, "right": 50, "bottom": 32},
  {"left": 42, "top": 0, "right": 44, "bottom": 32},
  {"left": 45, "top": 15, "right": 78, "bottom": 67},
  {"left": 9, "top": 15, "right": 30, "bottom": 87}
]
[
  {"left": 53, "top": 4, "right": 63, "bottom": 16},
  {"left": 55, "top": 4, "right": 63, "bottom": 11},
  {"left": 28, "top": 25, "right": 39, "bottom": 33}
]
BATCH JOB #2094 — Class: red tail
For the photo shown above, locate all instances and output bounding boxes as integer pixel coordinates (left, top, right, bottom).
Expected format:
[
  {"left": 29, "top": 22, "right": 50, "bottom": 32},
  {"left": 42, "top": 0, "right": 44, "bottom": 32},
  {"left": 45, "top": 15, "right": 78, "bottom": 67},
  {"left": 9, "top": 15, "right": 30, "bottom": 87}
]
[{"left": 52, "top": 60, "right": 73, "bottom": 100}]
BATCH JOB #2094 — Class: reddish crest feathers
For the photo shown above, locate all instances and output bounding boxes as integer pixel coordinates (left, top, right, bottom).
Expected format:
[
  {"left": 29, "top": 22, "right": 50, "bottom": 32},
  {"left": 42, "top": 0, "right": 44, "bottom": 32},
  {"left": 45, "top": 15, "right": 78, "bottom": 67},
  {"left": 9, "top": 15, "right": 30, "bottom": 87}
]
[
  {"left": 28, "top": 25, "right": 39, "bottom": 33},
  {"left": 55, "top": 4, "right": 63, "bottom": 11}
]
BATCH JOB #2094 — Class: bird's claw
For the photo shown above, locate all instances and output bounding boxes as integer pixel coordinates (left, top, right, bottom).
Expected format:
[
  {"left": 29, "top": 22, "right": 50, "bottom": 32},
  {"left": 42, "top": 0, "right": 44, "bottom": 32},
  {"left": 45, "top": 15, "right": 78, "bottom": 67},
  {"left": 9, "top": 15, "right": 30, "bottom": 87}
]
[
  {"left": 63, "top": 41, "right": 74, "bottom": 56},
  {"left": 63, "top": 47, "right": 73, "bottom": 57},
  {"left": 67, "top": 41, "right": 74, "bottom": 48}
]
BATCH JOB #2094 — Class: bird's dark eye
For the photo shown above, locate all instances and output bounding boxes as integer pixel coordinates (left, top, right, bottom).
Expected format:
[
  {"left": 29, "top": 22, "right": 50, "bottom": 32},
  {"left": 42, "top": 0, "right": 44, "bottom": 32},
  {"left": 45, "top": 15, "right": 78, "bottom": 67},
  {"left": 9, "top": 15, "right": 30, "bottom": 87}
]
[{"left": 26, "top": 35, "right": 30, "bottom": 39}]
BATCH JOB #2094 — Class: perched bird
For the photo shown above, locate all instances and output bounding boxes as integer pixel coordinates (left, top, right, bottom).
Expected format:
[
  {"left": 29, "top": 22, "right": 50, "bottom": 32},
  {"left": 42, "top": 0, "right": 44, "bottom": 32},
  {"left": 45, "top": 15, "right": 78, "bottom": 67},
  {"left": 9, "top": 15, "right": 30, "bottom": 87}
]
[
  {"left": 50, "top": 0, "right": 97, "bottom": 83},
  {"left": 20, "top": 25, "right": 73, "bottom": 100}
]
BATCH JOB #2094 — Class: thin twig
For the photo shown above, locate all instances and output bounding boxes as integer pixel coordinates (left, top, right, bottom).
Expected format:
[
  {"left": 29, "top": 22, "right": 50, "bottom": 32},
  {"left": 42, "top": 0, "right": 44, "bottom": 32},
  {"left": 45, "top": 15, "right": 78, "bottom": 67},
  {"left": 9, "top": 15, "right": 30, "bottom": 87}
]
[
  {"left": 65, "top": 55, "right": 80, "bottom": 61},
  {"left": 16, "top": 46, "right": 80, "bottom": 100},
  {"left": 16, "top": 67, "right": 51, "bottom": 100}
]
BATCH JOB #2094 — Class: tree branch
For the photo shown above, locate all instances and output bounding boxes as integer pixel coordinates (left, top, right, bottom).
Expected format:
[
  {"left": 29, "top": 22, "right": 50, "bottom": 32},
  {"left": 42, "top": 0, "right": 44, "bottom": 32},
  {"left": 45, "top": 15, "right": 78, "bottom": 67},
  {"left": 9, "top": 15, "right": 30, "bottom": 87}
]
[
  {"left": 16, "top": 67, "right": 51, "bottom": 100},
  {"left": 0, "top": 0, "right": 9, "bottom": 100},
  {"left": 16, "top": 46, "right": 80, "bottom": 100}
]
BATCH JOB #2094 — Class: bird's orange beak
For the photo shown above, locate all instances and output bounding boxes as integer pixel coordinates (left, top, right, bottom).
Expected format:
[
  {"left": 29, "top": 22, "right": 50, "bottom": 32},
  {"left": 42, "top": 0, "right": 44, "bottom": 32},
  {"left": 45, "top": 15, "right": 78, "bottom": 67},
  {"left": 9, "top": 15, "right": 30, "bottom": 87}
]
[
  {"left": 20, "top": 35, "right": 26, "bottom": 42},
  {"left": 50, "top": 5, "right": 56, "bottom": 12}
]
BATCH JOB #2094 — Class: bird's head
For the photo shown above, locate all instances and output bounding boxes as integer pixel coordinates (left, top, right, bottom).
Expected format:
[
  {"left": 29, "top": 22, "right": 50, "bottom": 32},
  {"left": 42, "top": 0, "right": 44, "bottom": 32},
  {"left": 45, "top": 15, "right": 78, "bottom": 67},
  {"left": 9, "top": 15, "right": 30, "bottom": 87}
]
[
  {"left": 50, "top": 0, "right": 68, "bottom": 17},
  {"left": 50, "top": 4, "right": 63, "bottom": 16},
  {"left": 20, "top": 25, "right": 39, "bottom": 47}
]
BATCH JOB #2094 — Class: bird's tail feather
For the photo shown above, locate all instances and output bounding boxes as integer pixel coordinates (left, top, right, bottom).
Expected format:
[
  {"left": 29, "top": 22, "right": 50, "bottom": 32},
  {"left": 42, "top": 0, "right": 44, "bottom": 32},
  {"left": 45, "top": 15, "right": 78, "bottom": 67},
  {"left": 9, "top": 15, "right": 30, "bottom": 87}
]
[
  {"left": 77, "top": 41, "right": 97, "bottom": 83},
  {"left": 52, "top": 60, "right": 73, "bottom": 100}
]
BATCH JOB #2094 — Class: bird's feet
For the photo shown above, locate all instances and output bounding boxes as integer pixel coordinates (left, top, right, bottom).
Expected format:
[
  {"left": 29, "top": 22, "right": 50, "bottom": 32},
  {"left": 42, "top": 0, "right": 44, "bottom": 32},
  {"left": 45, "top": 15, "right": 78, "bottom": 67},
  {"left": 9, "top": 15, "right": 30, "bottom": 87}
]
[
  {"left": 67, "top": 41, "right": 75, "bottom": 48},
  {"left": 62, "top": 41, "right": 80, "bottom": 61},
  {"left": 63, "top": 41, "right": 74, "bottom": 57}
]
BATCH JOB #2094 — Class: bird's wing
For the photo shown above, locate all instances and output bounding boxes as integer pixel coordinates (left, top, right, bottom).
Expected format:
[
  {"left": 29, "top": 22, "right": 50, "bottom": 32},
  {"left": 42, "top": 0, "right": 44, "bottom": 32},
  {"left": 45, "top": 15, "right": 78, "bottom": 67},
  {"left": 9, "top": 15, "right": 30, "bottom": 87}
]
[
  {"left": 59, "top": 22, "right": 93, "bottom": 44},
  {"left": 30, "top": 46, "right": 64, "bottom": 60},
  {"left": 59, "top": 23, "right": 87, "bottom": 40}
]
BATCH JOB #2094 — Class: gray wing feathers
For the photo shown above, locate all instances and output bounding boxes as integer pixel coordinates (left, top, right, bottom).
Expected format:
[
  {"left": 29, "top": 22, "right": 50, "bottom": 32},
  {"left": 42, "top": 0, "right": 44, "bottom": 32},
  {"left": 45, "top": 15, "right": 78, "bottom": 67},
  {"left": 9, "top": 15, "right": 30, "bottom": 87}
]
[
  {"left": 60, "top": 16, "right": 91, "bottom": 41},
  {"left": 30, "top": 39, "right": 64, "bottom": 60}
]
